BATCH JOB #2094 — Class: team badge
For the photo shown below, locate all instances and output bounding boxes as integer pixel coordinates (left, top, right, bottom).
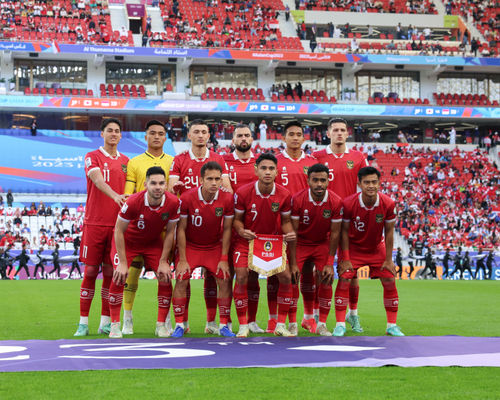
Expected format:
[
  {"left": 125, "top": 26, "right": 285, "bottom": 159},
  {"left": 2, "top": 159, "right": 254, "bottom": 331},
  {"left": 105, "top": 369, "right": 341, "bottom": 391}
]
[
  {"left": 271, "top": 202, "right": 280, "bottom": 212},
  {"left": 303, "top": 166, "right": 309, "bottom": 174},
  {"left": 121, "top": 164, "right": 127, "bottom": 173},
  {"left": 161, "top": 212, "right": 169, "bottom": 220},
  {"left": 323, "top": 209, "right": 331, "bottom": 218},
  {"left": 215, "top": 207, "right": 223, "bottom": 216},
  {"left": 346, "top": 160, "right": 354, "bottom": 169},
  {"left": 375, "top": 214, "right": 383, "bottom": 223},
  {"left": 264, "top": 241, "right": 273, "bottom": 251}
]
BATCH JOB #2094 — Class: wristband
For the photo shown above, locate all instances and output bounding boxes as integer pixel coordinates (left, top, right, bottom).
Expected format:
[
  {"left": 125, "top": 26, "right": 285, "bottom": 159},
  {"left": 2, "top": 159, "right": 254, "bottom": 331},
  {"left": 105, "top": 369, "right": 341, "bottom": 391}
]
[
  {"left": 327, "top": 255, "right": 335, "bottom": 265},
  {"left": 341, "top": 250, "right": 350, "bottom": 261},
  {"left": 220, "top": 254, "right": 228, "bottom": 262}
]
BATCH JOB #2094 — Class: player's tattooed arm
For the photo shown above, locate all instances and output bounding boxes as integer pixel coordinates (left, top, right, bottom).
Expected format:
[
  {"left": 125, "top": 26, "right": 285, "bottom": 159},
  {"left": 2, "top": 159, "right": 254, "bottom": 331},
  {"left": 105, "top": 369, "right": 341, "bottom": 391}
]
[
  {"left": 233, "top": 211, "right": 257, "bottom": 240},
  {"left": 88, "top": 169, "right": 128, "bottom": 207},
  {"left": 337, "top": 220, "right": 353, "bottom": 276},
  {"left": 381, "top": 220, "right": 396, "bottom": 276},
  {"left": 112, "top": 218, "right": 130, "bottom": 285},
  {"left": 174, "top": 217, "right": 190, "bottom": 279},
  {"left": 158, "top": 220, "right": 177, "bottom": 282}
]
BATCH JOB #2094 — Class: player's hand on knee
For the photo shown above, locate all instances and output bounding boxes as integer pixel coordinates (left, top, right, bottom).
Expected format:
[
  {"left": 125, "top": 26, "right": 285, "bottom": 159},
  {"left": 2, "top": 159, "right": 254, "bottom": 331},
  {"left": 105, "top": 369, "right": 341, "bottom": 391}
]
[
  {"left": 113, "top": 261, "right": 129, "bottom": 285},
  {"left": 381, "top": 260, "right": 397, "bottom": 276},
  {"left": 337, "top": 260, "right": 353, "bottom": 277},
  {"left": 217, "top": 261, "right": 230, "bottom": 280},
  {"left": 157, "top": 260, "right": 173, "bottom": 283},
  {"left": 322, "top": 264, "right": 334, "bottom": 285},
  {"left": 175, "top": 260, "right": 190, "bottom": 280}
]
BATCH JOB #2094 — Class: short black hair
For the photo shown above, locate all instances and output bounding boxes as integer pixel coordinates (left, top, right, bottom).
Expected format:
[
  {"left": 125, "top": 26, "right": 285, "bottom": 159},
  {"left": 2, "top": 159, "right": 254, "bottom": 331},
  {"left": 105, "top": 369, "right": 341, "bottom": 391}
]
[
  {"left": 189, "top": 119, "right": 208, "bottom": 130},
  {"left": 358, "top": 166, "right": 381, "bottom": 181},
  {"left": 145, "top": 120, "right": 166, "bottom": 131},
  {"left": 256, "top": 152, "right": 277, "bottom": 166},
  {"left": 307, "top": 163, "right": 329, "bottom": 177},
  {"left": 101, "top": 118, "right": 122, "bottom": 131},
  {"left": 234, "top": 123, "right": 250, "bottom": 130},
  {"left": 200, "top": 161, "right": 222, "bottom": 177},
  {"left": 327, "top": 117, "right": 348, "bottom": 129},
  {"left": 283, "top": 120, "right": 302, "bottom": 135},
  {"left": 146, "top": 166, "right": 166, "bottom": 178}
]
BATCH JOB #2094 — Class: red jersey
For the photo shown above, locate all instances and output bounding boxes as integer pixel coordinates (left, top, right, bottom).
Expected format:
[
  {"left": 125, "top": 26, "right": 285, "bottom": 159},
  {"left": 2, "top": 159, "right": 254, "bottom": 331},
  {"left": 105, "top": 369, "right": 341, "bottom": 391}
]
[
  {"left": 179, "top": 186, "right": 234, "bottom": 249},
  {"left": 223, "top": 151, "right": 257, "bottom": 192},
  {"left": 275, "top": 151, "right": 317, "bottom": 194},
  {"left": 313, "top": 146, "right": 368, "bottom": 199},
  {"left": 84, "top": 147, "right": 129, "bottom": 226},
  {"left": 342, "top": 192, "right": 396, "bottom": 252},
  {"left": 234, "top": 181, "right": 291, "bottom": 245},
  {"left": 291, "top": 188, "right": 343, "bottom": 245},
  {"left": 117, "top": 190, "right": 180, "bottom": 245},
  {"left": 170, "top": 148, "right": 228, "bottom": 195}
]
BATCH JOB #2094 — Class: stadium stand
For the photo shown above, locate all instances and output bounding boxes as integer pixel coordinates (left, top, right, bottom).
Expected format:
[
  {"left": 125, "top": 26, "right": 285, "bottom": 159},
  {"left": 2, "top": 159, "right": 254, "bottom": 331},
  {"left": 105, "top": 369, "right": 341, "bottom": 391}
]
[{"left": 297, "top": 0, "right": 437, "bottom": 14}]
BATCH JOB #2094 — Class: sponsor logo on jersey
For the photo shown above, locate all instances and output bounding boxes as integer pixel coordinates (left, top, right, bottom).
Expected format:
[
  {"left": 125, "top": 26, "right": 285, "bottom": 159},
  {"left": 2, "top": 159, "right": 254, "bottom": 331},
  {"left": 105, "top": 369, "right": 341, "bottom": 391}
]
[
  {"left": 323, "top": 209, "right": 331, "bottom": 218},
  {"left": 161, "top": 212, "right": 169, "bottom": 220},
  {"left": 264, "top": 241, "right": 273, "bottom": 251},
  {"left": 271, "top": 202, "right": 280, "bottom": 212},
  {"left": 375, "top": 213, "right": 383, "bottom": 223},
  {"left": 215, "top": 207, "right": 223, "bottom": 216},
  {"left": 121, "top": 203, "right": 128, "bottom": 214},
  {"left": 346, "top": 160, "right": 354, "bottom": 169},
  {"left": 121, "top": 164, "right": 127, "bottom": 173}
]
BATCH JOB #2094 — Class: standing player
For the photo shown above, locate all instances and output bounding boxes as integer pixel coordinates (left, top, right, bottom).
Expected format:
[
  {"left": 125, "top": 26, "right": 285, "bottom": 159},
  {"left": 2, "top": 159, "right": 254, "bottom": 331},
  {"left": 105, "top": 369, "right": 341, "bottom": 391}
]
[
  {"left": 121, "top": 120, "right": 174, "bottom": 335},
  {"left": 274, "top": 121, "right": 317, "bottom": 335},
  {"left": 313, "top": 117, "right": 368, "bottom": 333},
  {"left": 223, "top": 124, "right": 259, "bottom": 333},
  {"left": 74, "top": 118, "right": 129, "bottom": 336},
  {"left": 168, "top": 119, "right": 232, "bottom": 333},
  {"left": 49, "top": 243, "right": 61, "bottom": 279},
  {"left": 291, "top": 163, "right": 343, "bottom": 336},
  {"left": 14, "top": 243, "right": 31, "bottom": 279},
  {"left": 108, "top": 167, "right": 179, "bottom": 338},
  {"left": 233, "top": 153, "right": 297, "bottom": 337},
  {"left": 333, "top": 167, "right": 404, "bottom": 337},
  {"left": 171, "top": 162, "right": 235, "bottom": 338}
]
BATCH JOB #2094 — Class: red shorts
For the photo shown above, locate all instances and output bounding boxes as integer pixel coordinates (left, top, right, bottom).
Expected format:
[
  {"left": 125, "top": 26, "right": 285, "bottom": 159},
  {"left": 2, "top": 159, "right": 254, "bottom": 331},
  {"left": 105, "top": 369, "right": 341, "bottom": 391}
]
[
  {"left": 80, "top": 224, "right": 114, "bottom": 266},
  {"left": 175, "top": 244, "right": 225, "bottom": 280},
  {"left": 110, "top": 238, "right": 163, "bottom": 272},
  {"left": 296, "top": 242, "right": 329, "bottom": 272},
  {"left": 339, "top": 243, "right": 393, "bottom": 279},
  {"left": 232, "top": 241, "right": 250, "bottom": 269}
]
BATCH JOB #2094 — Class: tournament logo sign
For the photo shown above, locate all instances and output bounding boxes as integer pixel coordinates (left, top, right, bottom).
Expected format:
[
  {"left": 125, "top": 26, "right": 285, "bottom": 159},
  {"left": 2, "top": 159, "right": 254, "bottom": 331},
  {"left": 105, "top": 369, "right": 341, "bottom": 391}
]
[
  {"left": 271, "top": 202, "right": 280, "bottom": 212},
  {"left": 248, "top": 234, "right": 287, "bottom": 276},
  {"left": 323, "top": 209, "right": 331, "bottom": 218},
  {"left": 161, "top": 212, "right": 169, "bottom": 220},
  {"left": 375, "top": 214, "right": 383, "bottom": 223},
  {"left": 215, "top": 207, "right": 223, "bottom": 216},
  {"left": 346, "top": 160, "right": 354, "bottom": 169}
]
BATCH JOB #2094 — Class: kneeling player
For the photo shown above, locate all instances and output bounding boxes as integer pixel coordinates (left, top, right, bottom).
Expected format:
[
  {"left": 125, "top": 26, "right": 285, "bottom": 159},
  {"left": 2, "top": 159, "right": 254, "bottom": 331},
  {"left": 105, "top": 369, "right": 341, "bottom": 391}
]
[
  {"left": 171, "top": 161, "right": 235, "bottom": 338},
  {"left": 333, "top": 166, "right": 404, "bottom": 337},
  {"left": 291, "top": 164, "right": 342, "bottom": 336},
  {"left": 108, "top": 167, "right": 179, "bottom": 338}
]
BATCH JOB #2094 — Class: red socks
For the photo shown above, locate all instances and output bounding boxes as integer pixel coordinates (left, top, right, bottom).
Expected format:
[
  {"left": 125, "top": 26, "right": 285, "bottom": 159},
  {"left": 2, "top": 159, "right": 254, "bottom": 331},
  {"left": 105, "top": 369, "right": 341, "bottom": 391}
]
[
  {"left": 277, "top": 283, "right": 292, "bottom": 323},
  {"left": 234, "top": 283, "right": 248, "bottom": 325},
  {"left": 101, "top": 272, "right": 112, "bottom": 317},
  {"left": 334, "top": 279, "right": 350, "bottom": 323},
  {"left": 218, "top": 297, "right": 232, "bottom": 326},
  {"left": 300, "top": 271, "right": 315, "bottom": 316},
  {"left": 204, "top": 273, "right": 217, "bottom": 322},
  {"left": 79, "top": 266, "right": 97, "bottom": 317},
  {"left": 349, "top": 283, "right": 359, "bottom": 311},
  {"left": 157, "top": 282, "right": 172, "bottom": 323},
  {"left": 267, "top": 275, "right": 279, "bottom": 317},
  {"left": 108, "top": 280, "right": 124, "bottom": 323},
  {"left": 172, "top": 297, "right": 187, "bottom": 324},
  {"left": 247, "top": 277, "right": 260, "bottom": 323},
  {"left": 382, "top": 280, "right": 399, "bottom": 324},
  {"left": 183, "top": 281, "right": 191, "bottom": 323},
  {"left": 288, "top": 283, "right": 299, "bottom": 323},
  {"left": 318, "top": 283, "right": 332, "bottom": 323}
]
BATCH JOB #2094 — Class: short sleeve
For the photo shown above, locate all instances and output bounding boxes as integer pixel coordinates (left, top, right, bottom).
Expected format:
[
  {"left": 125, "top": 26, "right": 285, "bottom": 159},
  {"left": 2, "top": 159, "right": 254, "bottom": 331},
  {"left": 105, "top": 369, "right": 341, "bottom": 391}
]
[
  {"left": 291, "top": 195, "right": 301, "bottom": 219},
  {"left": 280, "top": 192, "right": 292, "bottom": 215},
  {"left": 84, "top": 152, "right": 100, "bottom": 176},
  {"left": 169, "top": 156, "right": 181, "bottom": 178},
  {"left": 224, "top": 194, "right": 235, "bottom": 217},
  {"left": 331, "top": 197, "right": 343, "bottom": 222},
  {"left": 118, "top": 196, "right": 138, "bottom": 222},
  {"left": 124, "top": 159, "right": 136, "bottom": 195},
  {"left": 342, "top": 199, "right": 352, "bottom": 221},
  {"left": 386, "top": 201, "right": 396, "bottom": 223},
  {"left": 179, "top": 193, "right": 190, "bottom": 217},
  {"left": 234, "top": 190, "right": 246, "bottom": 213},
  {"left": 170, "top": 198, "right": 180, "bottom": 222}
]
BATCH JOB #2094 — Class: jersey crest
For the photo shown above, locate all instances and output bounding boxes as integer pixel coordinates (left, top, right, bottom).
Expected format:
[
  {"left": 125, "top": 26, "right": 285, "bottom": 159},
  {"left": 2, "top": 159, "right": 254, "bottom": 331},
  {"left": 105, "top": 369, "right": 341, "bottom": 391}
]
[
  {"left": 215, "top": 207, "right": 223, "bottom": 216},
  {"left": 161, "top": 212, "right": 169, "bottom": 220},
  {"left": 375, "top": 213, "right": 383, "bottom": 223},
  {"left": 271, "top": 202, "right": 280, "bottom": 212},
  {"left": 121, "top": 164, "right": 127, "bottom": 173},
  {"left": 323, "top": 209, "right": 331, "bottom": 218},
  {"left": 346, "top": 160, "right": 354, "bottom": 169}
]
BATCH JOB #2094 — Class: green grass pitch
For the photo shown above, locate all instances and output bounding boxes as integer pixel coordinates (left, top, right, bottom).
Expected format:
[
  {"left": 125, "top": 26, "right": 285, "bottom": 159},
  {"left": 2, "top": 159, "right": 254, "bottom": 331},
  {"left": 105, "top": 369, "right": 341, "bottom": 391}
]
[{"left": 1, "top": 279, "right": 499, "bottom": 399}]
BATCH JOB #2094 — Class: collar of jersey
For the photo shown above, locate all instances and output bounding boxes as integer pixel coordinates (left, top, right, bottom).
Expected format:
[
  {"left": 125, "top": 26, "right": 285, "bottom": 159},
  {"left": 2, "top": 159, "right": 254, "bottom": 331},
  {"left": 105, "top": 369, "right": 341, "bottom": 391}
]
[
  {"left": 144, "top": 192, "right": 165, "bottom": 209},
  {"left": 255, "top": 181, "right": 275, "bottom": 197},
  {"left": 145, "top": 151, "right": 165, "bottom": 160},
  {"left": 198, "top": 186, "right": 219, "bottom": 204},
  {"left": 326, "top": 146, "right": 349, "bottom": 157},
  {"left": 282, "top": 150, "right": 306, "bottom": 161},
  {"left": 189, "top": 147, "right": 209, "bottom": 161},
  {"left": 233, "top": 151, "right": 254, "bottom": 163},
  {"left": 358, "top": 192, "right": 379, "bottom": 210},
  {"left": 99, "top": 146, "right": 121, "bottom": 159},
  {"left": 308, "top": 189, "right": 328, "bottom": 205}
]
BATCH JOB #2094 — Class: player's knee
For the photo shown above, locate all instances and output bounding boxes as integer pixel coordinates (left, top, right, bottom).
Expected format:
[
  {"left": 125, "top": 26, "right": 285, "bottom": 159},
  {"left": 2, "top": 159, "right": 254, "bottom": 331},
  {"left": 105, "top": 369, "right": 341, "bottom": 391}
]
[
  {"left": 235, "top": 270, "right": 248, "bottom": 285},
  {"left": 278, "top": 270, "right": 291, "bottom": 284},
  {"left": 83, "top": 265, "right": 99, "bottom": 279}
]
